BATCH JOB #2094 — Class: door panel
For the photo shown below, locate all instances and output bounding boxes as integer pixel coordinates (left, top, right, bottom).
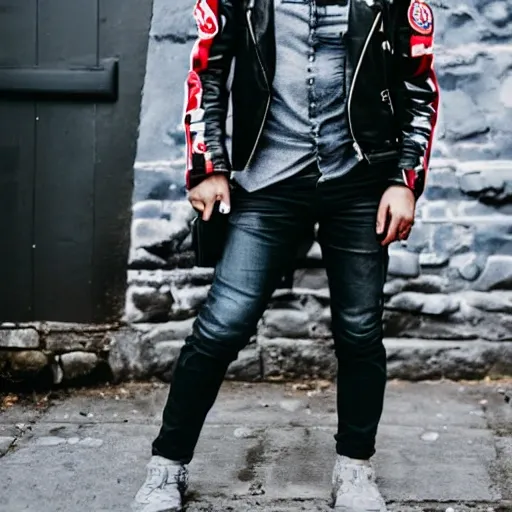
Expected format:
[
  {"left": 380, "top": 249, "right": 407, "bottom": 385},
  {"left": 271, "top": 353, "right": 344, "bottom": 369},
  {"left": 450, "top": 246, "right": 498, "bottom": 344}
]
[
  {"left": 0, "top": 0, "right": 37, "bottom": 321},
  {"left": 0, "top": 0, "right": 153, "bottom": 322},
  {"left": 34, "top": 0, "right": 99, "bottom": 321}
]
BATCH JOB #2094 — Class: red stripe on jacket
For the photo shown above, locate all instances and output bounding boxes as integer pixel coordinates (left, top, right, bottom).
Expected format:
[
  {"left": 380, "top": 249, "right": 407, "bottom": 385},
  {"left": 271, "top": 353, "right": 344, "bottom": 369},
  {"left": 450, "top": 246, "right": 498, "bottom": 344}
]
[{"left": 184, "top": 0, "right": 219, "bottom": 186}]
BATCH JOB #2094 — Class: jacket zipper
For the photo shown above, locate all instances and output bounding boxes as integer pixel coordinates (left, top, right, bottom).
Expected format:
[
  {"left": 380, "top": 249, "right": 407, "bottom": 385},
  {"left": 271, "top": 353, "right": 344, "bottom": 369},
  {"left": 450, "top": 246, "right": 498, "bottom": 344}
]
[
  {"left": 244, "top": 4, "right": 271, "bottom": 170},
  {"left": 379, "top": 18, "right": 395, "bottom": 117},
  {"left": 347, "top": 11, "right": 382, "bottom": 161}
]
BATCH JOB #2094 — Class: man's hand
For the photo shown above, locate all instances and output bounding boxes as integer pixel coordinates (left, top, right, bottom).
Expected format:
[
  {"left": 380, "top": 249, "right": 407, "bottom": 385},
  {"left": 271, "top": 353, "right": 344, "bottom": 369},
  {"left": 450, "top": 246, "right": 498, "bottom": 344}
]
[
  {"left": 188, "top": 174, "right": 231, "bottom": 221},
  {"left": 376, "top": 186, "right": 416, "bottom": 246}
]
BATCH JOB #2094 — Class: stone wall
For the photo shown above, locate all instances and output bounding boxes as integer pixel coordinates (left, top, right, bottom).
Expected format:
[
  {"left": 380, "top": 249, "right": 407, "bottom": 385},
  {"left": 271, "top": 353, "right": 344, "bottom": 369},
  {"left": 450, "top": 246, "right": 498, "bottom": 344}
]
[
  {"left": 3, "top": 0, "right": 512, "bottom": 385},
  {"left": 128, "top": 0, "right": 512, "bottom": 340}
]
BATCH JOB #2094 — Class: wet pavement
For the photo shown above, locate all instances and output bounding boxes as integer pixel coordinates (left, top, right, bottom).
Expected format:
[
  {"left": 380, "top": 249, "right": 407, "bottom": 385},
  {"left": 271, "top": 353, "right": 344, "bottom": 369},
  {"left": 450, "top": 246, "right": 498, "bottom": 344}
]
[{"left": 0, "top": 380, "right": 511, "bottom": 512}]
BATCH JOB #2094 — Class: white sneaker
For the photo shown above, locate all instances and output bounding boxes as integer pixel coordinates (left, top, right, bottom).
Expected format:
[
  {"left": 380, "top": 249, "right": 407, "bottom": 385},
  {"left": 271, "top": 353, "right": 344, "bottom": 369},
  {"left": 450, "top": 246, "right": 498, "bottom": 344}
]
[
  {"left": 131, "top": 456, "right": 188, "bottom": 512},
  {"left": 332, "top": 455, "right": 387, "bottom": 512}
]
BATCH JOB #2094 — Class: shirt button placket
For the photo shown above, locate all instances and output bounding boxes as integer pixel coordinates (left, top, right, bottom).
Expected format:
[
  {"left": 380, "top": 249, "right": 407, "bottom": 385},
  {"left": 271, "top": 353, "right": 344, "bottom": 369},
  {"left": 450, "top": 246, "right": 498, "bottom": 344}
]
[{"left": 308, "top": 1, "right": 317, "bottom": 129}]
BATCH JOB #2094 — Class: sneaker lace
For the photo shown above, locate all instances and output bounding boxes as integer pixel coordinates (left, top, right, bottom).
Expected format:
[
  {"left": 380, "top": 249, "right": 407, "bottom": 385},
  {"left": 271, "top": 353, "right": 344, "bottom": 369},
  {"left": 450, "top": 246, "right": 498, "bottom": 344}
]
[{"left": 146, "top": 466, "right": 167, "bottom": 490}]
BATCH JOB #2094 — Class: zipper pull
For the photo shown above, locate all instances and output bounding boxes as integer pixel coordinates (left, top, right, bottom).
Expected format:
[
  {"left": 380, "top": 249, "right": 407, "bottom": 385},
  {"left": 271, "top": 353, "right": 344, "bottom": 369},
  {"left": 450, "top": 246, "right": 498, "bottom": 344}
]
[{"left": 353, "top": 142, "right": 364, "bottom": 161}]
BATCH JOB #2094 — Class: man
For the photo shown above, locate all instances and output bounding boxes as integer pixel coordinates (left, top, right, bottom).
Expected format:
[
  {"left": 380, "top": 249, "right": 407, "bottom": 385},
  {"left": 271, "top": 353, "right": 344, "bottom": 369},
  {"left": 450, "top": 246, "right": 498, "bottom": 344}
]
[{"left": 132, "top": 0, "right": 438, "bottom": 510}]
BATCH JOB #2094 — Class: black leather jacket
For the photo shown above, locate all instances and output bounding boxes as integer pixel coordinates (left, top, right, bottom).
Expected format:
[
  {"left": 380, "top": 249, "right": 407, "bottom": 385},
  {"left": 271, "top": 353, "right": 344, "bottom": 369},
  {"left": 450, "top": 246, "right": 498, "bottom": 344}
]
[{"left": 184, "top": 0, "right": 439, "bottom": 198}]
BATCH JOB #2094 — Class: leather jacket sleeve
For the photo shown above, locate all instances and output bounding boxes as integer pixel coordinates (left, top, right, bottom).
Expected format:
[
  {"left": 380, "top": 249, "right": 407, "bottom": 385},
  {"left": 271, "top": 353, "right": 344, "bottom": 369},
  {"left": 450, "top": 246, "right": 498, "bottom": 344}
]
[
  {"left": 184, "top": 0, "right": 239, "bottom": 190},
  {"left": 389, "top": 0, "right": 440, "bottom": 199}
]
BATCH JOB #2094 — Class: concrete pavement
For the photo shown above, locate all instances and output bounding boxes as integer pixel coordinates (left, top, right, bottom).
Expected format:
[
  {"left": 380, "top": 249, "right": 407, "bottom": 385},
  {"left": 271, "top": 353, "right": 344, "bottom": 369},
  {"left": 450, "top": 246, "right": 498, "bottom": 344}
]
[{"left": 0, "top": 380, "right": 511, "bottom": 512}]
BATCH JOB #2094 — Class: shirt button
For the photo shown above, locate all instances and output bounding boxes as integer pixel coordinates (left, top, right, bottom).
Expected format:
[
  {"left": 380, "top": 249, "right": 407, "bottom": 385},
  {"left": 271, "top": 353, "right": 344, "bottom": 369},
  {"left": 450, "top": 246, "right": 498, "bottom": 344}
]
[
  {"left": 308, "top": 78, "right": 314, "bottom": 85},
  {"left": 309, "top": 55, "right": 315, "bottom": 62},
  {"left": 311, "top": 102, "right": 317, "bottom": 109}
]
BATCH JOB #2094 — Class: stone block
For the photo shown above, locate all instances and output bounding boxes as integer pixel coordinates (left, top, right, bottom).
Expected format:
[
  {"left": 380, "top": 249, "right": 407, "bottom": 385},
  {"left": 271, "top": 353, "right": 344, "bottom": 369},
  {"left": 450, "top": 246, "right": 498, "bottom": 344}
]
[
  {"left": 133, "top": 161, "right": 186, "bottom": 203},
  {"left": 458, "top": 162, "right": 512, "bottom": 203},
  {"left": 387, "top": 292, "right": 460, "bottom": 316},
  {"left": 387, "top": 249, "right": 420, "bottom": 278},
  {"left": 169, "top": 285, "right": 210, "bottom": 319},
  {"left": 129, "top": 247, "right": 168, "bottom": 269},
  {"left": 45, "top": 331, "right": 108, "bottom": 353},
  {"left": 260, "top": 310, "right": 310, "bottom": 339},
  {"left": 0, "top": 329, "right": 39, "bottom": 349},
  {"left": 145, "top": 341, "right": 184, "bottom": 382},
  {"left": 127, "top": 268, "right": 214, "bottom": 288},
  {"left": 461, "top": 291, "right": 512, "bottom": 314},
  {"left": 419, "top": 252, "right": 449, "bottom": 268},
  {"left": 131, "top": 218, "right": 176, "bottom": 250},
  {"left": 474, "top": 255, "right": 512, "bottom": 291},
  {"left": 125, "top": 285, "right": 173, "bottom": 323},
  {"left": 132, "top": 200, "right": 164, "bottom": 220},
  {"left": 421, "top": 200, "right": 452, "bottom": 221},
  {"left": 269, "top": 288, "right": 330, "bottom": 311},
  {"left": 260, "top": 338, "right": 336, "bottom": 380},
  {"left": 261, "top": 306, "right": 332, "bottom": 340},
  {"left": 443, "top": 90, "right": 490, "bottom": 143},
  {"left": 386, "top": 339, "right": 512, "bottom": 381},
  {"left": 384, "top": 303, "right": 512, "bottom": 342},
  {"left": 401, "top": 275, "right": 455, "bottom": 294},
  {"left": 386, "top": 293, "right": 423, "bottom": 314},
  {"left": 7, "top": 351, "right": 48, "bottom": 374},
  {"left": 292, "top": 267, "right": 328, "bottom": 290},
  {"left": 108, "top": 327, "right": 184, "bottom": 382},
  {"left": 435, "top": 43, "right": 512, "bottom": 159},
  {"left": 432, "top": 223, "right": 474, "bottom": 259},
  {"left": 450, "top": 252, "right": 482, "bottom": 281},
  {"left": 473, "top": 223, "right": 512, "bottom": 255},
  {"left": 310, "top": 307, "right": 332, "bottom": 339},
  {"left": 456, "top": 200, "right": 510, "bottom": 218},
  {"left": 130, "top": 200, "right": 194, "bottom": 255},
  {"left": 226, "top": 346, "right": 262, "bottom": 382},
  {"left": 141, "top": 318, "right": 195, "bottom": 343},
  {"left": 383, "top": 279, "right": 407, "bottom": 297},
  {"left": 383, "top": 310, "right": 422, "bottom": 339},
  {"left": 60, "top": 352, "right": 99, "bottom": 381},
  {"left": 481, "top": 1, "right": 511, "bottom": 27},
  {"left": 422, "top": 167, "right": 461, "bottom": 201},
  {"left": 107, "top": 328, "right": 146, "bottom": 382},
  {"left": 405, "top": 222, "right": 435, "bottom": 253}
]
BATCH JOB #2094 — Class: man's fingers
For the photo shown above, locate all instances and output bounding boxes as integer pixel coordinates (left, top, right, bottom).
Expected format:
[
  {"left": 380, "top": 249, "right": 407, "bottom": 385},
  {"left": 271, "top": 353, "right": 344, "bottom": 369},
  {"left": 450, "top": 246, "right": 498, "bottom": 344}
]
[
  {"left": 381, "top": 216, "right": 400, "bottom": 246},
  {"left": 216, "top": 184, "right": 231, "bottom": 214},
  {"left": 398, "top": 218, "right": 414, "bottom": 241},
  {"left": 218, "top": 199, "right": 230, "bottom": 214},
  {"left": 398, "top": 226, "right": 412, "bottom": 241},
  {"left": 376, "top": 201, "right": 389, "bottom": 235},
  {"left": 190, "top": 199, "right": 204, "bottom": 212},
  {"left": 202, "top": 200, "right": 215, "bottom": 221}
]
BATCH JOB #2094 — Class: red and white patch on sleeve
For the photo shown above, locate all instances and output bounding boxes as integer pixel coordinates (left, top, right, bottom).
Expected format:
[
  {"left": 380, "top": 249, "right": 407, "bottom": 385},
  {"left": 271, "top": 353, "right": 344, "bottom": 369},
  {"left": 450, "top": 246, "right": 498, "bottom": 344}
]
[
  {"left": 408, "top": 0, "right": 433, "bottom": 36},
  {"left": 184, "top": 0, "right": 220, "bottom": 177},
  {"left": 193, "top": 0, "right": 219, "bottom": 40},
  {"left": 410, "top": 34, "right": 433, "bottom": 58}
]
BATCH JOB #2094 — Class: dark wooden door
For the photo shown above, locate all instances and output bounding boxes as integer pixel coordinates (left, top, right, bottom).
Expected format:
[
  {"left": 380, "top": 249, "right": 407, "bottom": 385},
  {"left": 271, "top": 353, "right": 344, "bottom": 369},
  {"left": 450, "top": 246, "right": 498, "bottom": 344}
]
[{"left": 0, "top": 0, "right": 153, "bottom": 323}]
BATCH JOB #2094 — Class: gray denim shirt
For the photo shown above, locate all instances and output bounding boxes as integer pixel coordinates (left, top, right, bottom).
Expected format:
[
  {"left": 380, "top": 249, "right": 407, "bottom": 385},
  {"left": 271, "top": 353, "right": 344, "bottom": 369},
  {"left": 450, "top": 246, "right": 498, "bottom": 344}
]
[{"left": 233, "top": 0, "right": 359, "bottom": 192}]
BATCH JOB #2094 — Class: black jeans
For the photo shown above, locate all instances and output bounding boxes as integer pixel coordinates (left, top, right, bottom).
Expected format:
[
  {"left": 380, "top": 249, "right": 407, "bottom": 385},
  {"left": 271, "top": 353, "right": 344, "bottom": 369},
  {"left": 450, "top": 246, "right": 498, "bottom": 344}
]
[{"left": 152, "top": 162, "right": 389, "bottom": 463}]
